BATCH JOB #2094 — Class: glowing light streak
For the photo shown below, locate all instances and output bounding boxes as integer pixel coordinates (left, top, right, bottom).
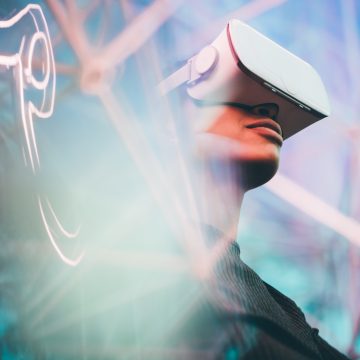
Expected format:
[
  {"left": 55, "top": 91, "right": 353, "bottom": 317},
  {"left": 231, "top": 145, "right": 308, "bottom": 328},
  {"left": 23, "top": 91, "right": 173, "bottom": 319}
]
[
  {"left": 34, "top": 268, "right": 186, "bottom": 339},
  {"left": 266, "top": 173, "right": 360, "bottom": 246},
  {"left": 226, "top": 0, "right": 287, "bottom": 21},
  {"left": 24, "top": 246, "right": 187, "bottom": 324},
  {"left": 0, "top": 4, "right": 41, "bottom": 27},
  {"left": 0, "top": 47, "right": 38, "bottom": 170},
  {"left": 25, "top": 263, "right": 71, "bottom": 315},
  {"left": 101, "top": 0, "right": 185, "bottom": 68},
  {"left": 22, "top": 146, "right": 28, "bottom": 166},
  {"left": 46, "top": 0, "right": 208, "bottom": 269},
  {"left": 97, "top": 87, "right": 181, "bottom": 235},
  {"left": 340, "top": 0, "right": 360, "bottom": 110},
  {"left": 38, "top": 197, "right": 84, "bottom": 267},
  {"left": 83, "top": 0, "right": 103, "bottom": 21},
  {"left": 46, "top": 0, "right": 184, "bottom": 93},
  {"left": 28, "top": 10, "right": 50, "bottom": 113},
  {"left": 0, "top": 54, "right": 20, "bottom": 66},
  {"left": 133, "top": 36, "right": 215, "bottom": 275},
  {"left": 90, "top": 250, "right": 187, "bottom": 272},
  {"left": 26, "top": 6, "right": 56, "bottom": 119},
  {"left": 0, "top": 4, "right": 84, "bottom": 266},
  {"left": 45, "top": 0, "right": 92, "bottom": 63},
  {"left": 153, "top": 61, "right": 239, "bottom": 279},
  {"left": 45, "top": 197, "right": 81, "bottom": 238},
  {"left": 0, "top": 4, "right": 56, "bottom": 172},
  {"left": 17, "top": 58, "right": 38, "bottom": 171},
  {"left": 97, "top": 85, "right": 208, "bottom": 268},
  {"left": 30, "top": 264, "right": 83, "bottom": 328},
  {"left": 197, "top": 0, "right": 287, "bottom": 41}
]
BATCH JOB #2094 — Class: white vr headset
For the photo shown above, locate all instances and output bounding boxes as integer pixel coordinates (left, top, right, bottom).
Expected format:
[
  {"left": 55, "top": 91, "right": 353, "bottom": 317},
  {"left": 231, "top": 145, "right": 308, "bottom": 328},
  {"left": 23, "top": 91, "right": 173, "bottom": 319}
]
[{"left": 158, "top": 19, "right": 331, "bottom": 139}]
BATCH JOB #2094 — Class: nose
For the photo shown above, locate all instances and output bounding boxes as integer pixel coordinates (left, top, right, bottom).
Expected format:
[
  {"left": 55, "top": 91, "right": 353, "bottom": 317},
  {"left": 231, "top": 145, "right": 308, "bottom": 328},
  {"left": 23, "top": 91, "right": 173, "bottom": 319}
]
[{"left": 250, "top": 103, "right": 279, "bottom": 120}]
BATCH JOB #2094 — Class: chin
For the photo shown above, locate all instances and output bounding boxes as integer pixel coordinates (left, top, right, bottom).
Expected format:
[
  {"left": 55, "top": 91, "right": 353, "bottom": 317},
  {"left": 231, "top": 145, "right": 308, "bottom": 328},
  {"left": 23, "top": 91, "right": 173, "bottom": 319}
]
[{"left": 236, "top": 158, "right": 279, "bottom": 191}]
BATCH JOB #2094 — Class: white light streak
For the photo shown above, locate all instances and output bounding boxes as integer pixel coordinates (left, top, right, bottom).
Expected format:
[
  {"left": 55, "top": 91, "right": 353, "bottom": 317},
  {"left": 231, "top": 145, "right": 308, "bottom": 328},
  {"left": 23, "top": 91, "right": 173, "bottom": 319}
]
[
  {"left": 0, "top": 4, "right": 83, "bottom": 266},
  {"left": 266, "top": 173, "right": 360, "bottom": 246},
  {"left": 101, "top": 0, "right": 185, "bottom": 68},
  {"left": 0, "top": 4, "right": 56, "bottom": 172},
  {"left": 45, "top": 197, "right": 81, "bottom": 239},
  {"left": 197, "top": 0, "right": 287, "bottom": 41},
  {"left": 38, "top": 197, "right": 84, "bottom": 267},
  {"left": 225, "top": 0, "right": 287, "bottom": 21}
]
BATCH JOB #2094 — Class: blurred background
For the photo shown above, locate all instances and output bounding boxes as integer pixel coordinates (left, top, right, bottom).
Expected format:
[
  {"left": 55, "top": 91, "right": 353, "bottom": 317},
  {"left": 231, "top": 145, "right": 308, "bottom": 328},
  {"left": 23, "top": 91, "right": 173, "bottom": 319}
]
[{"left": 0, "top": 0, "right": 359, "bottom": 358}]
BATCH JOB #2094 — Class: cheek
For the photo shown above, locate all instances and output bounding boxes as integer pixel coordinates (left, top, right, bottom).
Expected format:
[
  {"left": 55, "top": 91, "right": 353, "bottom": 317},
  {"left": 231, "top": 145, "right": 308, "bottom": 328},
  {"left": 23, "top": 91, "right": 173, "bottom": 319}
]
[
  {"left": 206, "top": 113, "right": 245, "bottom": 140},
  {"left": 190, "top": 104, "right": 225, "bottom": 133}
]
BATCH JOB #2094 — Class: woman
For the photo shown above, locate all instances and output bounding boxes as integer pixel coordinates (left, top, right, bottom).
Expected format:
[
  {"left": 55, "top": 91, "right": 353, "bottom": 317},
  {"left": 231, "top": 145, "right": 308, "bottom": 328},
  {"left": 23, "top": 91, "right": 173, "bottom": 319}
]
[{"left": 167, "top": 102, "right": 351, "bottom": 359}]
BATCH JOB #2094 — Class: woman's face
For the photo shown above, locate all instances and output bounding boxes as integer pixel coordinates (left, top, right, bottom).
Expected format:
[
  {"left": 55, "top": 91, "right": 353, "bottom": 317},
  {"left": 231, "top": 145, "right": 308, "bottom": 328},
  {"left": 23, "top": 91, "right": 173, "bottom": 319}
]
[{"left": 193, "top": 103, "right": 283, "bottom": 189}]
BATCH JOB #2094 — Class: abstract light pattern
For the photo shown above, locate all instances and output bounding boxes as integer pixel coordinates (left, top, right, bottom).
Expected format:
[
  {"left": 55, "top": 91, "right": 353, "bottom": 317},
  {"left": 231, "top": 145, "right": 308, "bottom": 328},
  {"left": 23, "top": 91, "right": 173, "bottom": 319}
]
[
  {"left": 0, "top": 0, "right": 359, "bottom": 358},
  {"left": 0, "top": 4, "right": 84, "bottom": 268}
]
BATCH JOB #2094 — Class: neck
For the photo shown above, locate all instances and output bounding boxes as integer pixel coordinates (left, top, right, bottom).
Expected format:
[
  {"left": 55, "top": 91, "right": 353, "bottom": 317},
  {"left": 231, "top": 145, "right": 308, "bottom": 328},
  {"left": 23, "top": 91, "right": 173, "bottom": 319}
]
[{"left": 194, "top": 158, "right": 244, "bottom": 240}]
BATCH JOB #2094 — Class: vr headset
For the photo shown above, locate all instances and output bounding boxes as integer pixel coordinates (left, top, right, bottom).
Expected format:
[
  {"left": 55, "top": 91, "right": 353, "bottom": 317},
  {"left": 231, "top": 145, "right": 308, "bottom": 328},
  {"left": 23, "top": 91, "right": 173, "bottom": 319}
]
[{"left": 158, "top": 19, "right": 331, "bottom": 139}]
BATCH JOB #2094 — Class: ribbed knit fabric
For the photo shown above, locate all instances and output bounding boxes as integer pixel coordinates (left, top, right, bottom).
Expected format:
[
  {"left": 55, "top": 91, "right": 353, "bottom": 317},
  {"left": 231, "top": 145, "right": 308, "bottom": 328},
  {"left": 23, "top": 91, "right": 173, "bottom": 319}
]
[{"left": 172, "top": 226, "right": 351, "bottom": 360}]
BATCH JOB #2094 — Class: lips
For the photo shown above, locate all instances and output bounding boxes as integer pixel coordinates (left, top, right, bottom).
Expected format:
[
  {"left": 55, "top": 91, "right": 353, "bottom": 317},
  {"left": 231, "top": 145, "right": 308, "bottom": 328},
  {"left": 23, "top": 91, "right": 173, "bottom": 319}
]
[{"left": 246, "top": 119, "right": 283, "bottom": 145}]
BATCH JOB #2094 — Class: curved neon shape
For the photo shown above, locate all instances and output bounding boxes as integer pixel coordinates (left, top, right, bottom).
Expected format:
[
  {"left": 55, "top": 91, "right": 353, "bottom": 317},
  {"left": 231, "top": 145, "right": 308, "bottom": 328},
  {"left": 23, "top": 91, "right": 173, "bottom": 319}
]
[
  {"left": 0, "top": 4, "right": 56, "bottom": 172},
  {"left": 38, "top": 197, "right": 84, "bottom": 267},
  {"left": 0, "top": 4, "right": 84, "bottom": 266}
]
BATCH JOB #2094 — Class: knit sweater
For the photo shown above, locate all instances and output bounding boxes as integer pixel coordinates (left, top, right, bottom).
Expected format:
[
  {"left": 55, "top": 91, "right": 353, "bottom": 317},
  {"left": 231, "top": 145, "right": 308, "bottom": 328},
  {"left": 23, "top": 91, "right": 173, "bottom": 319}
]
[{"left": 168, "top": 229, "right": 350, "bottom": 360}]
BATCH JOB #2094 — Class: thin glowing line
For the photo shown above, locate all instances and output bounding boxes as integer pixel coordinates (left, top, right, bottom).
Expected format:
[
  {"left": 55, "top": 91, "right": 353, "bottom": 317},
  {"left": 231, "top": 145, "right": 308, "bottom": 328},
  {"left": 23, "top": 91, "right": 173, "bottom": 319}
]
[
  {"left": 26, "top": 11, "right": 55, "bottom": 118},
  {"left": 22, "top": 146, "right": 28, "bottom": 166},
  {"left": 27, "top": 104, "right": 40, "bottom": 170},
  {"left": 226, "top": 0, "right": 287, "bottom": 20},
  {"left": 129, "top": 34, "right": 210, "bottom": 272},
  {"left": 29, "top": 266, "right": 83, "bottom": 329},
  {"left": 38, "top": 197, "right": 84, "bottom": 266},
  {"left": 17, "top": 59, "right": 36, "bottom": 171},
  {"left": 24, "top": 261, "right": 70, "bottom": 314},
  {"left": 0, "top": 32, "right": 34, "bottom": 171},
  {"left": 217, "top": 0, "right": 287, "bottom": 25},
  {"left": 0, "top": 4, "right": 43, "bottom": 28},
  {"left": 27, "top": 27, "right": 50, "bottom": 90},
  {"left": 91, "top": 250, "right": 187, "bottom": 271},
  {"left": 97, "top": 86, "right": 207, "bottom": 263},
  {"left": 101, "top": 0, "right": 185, "bottom": 68},
  {"left": 28, "top": 6, "right": 56, "bottom": 118},
  {"left": 196, "top": 0, "right": 287, "bottom": 41},
  {"left": 45, "top": 197, "right": 81, "bottom": 238},
  {"left": 0, "top": 5, "right": 56, "bottom": 172},
  {"left": 341, "top": 0, "right": 360, "bottom": 109},
  {"left": 45, "top": 0, "right": 92, "bottom": 63},
  {"left": 34, "top": 271, "right": 187, "bottom": 339},
  {"left": 97, "top": 86, "right": 183, "bottom": 231},
  {"left": 265, "top": 173, "right": 360, "bottom": 246},
  {"left": 0, "top": 54, "right": 19, "bottom": 66}
]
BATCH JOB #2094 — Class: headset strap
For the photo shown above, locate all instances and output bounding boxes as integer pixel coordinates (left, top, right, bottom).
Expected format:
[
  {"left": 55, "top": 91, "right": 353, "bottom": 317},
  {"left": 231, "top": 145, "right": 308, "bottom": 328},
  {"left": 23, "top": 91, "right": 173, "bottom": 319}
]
[
  {"left": 157, "top": 62, "right": 190, "bottom": 96},
  {"left": 157, "top": 46, "right": 218, "bottom": 96}
]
